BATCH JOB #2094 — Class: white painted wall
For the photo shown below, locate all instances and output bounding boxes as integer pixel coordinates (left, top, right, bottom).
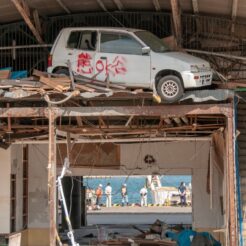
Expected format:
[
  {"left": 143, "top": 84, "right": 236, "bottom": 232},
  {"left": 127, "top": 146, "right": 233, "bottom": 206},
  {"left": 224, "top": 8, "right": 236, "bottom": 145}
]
[
  {"left": 192, "top": 163, "right": 224, "bottom": 228},
  {"left": 28, "top": 144, "right": 49, "bottom": 228},
  {"left": 0, "top": 148, "right": 11, "bottom": 234}
]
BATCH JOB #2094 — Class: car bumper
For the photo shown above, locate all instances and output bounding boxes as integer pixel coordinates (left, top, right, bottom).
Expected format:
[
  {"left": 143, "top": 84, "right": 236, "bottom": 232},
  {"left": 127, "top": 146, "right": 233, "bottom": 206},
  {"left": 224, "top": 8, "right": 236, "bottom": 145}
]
[
  {"left": 47, "top": 67, "right": 53, "bottom": 73},
  {"left": 181, "top": 71, "right": 213, "bottom": 88}
]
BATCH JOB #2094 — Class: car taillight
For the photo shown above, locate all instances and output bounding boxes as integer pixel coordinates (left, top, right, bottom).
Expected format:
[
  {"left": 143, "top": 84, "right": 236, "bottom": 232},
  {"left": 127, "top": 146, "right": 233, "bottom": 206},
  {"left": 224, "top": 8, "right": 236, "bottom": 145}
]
[{"left": 48, "top": 54, "right": 52, "bottom": 67}]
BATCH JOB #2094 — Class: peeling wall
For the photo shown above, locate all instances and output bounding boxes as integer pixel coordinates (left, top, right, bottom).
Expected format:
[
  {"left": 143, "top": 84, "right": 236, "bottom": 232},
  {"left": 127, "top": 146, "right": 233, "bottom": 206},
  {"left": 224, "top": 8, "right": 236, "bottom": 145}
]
[
  {"left": 0, "top": 148, "right": 11, "bottom": 234},
  {"left": 28, "top": 144, "right": 49, "bottom": 228}
]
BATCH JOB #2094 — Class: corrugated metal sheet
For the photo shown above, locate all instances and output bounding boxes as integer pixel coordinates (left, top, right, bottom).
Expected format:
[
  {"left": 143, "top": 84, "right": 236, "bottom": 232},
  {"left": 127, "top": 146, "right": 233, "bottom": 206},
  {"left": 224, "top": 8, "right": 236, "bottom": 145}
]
[{"left": 1, "top": 0, "right": 246, "bottom": 24}]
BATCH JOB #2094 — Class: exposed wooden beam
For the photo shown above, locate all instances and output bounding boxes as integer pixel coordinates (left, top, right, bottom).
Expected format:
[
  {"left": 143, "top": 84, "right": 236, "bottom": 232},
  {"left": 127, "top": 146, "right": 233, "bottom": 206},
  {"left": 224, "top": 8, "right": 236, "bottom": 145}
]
[
  {"left": 11, "top": 0, "right": 44, "bottom": 44},
  {"left": 33, "top": 9, "right": 42, "bottom": 36},
  {"left": 191, "top": 0, "right": 200, "bottom": 33},
  {"left": 97, "top": 0, "right": 107, "bottom": 11},
  {"left": 232, "top": 0, "right": 239, "bottom": 19},
  {"left": 170, "top": 0, "right": 182, "bottom": 46},
  {"left": 113, "top": 0, "right": 124, "bottom": 11},
  {"left": 55, "top": 0, "right": 71, "bottom": 14},
  {"left": 191, "top": 0, "right": 199, "bottom": 14},
  {"left": 231, "top": 0, "right": 239, "bottom": 32},
  {"left": 153, "top": 0, "right": 161, "bottom": 11},
  {"left": 20, "top": 0, "right": 30, "bottom": 17}
]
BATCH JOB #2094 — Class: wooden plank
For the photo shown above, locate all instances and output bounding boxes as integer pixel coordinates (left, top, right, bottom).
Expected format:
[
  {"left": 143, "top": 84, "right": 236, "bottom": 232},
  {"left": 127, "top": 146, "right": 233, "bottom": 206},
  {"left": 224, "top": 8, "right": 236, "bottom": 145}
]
[
  {"left": 231, "top": 0, "right": 239, "bottom": 32},
  {"left": 153, "top": 0, "right": 161, "bottom": 11},
  {"left": 55, "top": 0, "right": 71, "bottom": 14},
  {"left": 84, "top": 83, "right": 113, "bottom": 92},
  {"left": 75, "top": 76, "right": 127, "bottom": 90},
  {"left": 192, "top": 0, "right": 199, "bottom": 14},
  {"left": 113, "top": 0, "right": 124, "bottom": 10},
  {"left": 74, "top": 83, "right": 95, "bottom": 92},
  {"left": 39, "top": 76, "right": 69, "bottom": 92},
  {"left": 33, "top": 9, "right": 42, "bottom": 36},
  {"left": 11, "top": 0, "right": 44, "bottom": 44},
  {"left": 170, "top": 0, "right": 182, "bottom": 46},
  {"left": 0, "top": 70, "right": 11, "bottom": 79},
  {"left": 33, "top": 69, "right": 69, "bottom": 78},
  {"left": 96, "top": 0, "right": 107, "bottom": 11}
]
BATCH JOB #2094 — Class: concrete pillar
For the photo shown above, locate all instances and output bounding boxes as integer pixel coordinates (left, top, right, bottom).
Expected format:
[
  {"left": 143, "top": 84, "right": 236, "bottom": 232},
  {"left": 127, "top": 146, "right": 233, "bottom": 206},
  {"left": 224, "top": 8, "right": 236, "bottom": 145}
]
[{"left": 62, "top": 176, "right": 81, "bottom": 230}]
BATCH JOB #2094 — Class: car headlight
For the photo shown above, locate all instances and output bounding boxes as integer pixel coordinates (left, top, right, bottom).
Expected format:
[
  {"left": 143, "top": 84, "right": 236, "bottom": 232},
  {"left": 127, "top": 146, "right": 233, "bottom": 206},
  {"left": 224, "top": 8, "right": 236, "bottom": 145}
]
[{"left": 190, "top": 65, "right": 199, "bottom": 73}]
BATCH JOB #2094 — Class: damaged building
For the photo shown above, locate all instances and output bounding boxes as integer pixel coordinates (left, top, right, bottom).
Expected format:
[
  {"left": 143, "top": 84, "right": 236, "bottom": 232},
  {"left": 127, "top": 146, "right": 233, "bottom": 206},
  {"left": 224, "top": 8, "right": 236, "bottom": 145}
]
[{"left": 0, "top": 0, "right": 246, "bottom": 245}]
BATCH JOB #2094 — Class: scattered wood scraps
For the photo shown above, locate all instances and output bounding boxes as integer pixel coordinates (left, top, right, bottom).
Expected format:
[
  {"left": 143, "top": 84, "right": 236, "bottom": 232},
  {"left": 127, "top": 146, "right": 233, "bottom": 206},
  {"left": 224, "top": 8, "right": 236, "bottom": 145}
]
[{"left": 0, "top": 69, "right": 132, "bottom": 97}]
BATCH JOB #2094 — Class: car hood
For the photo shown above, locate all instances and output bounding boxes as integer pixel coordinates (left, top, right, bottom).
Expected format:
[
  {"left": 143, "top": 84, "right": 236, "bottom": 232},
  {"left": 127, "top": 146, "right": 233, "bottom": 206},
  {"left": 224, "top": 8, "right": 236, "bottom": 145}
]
[{"left": 160, "top": 51, "right": 210, "bottom": 67}]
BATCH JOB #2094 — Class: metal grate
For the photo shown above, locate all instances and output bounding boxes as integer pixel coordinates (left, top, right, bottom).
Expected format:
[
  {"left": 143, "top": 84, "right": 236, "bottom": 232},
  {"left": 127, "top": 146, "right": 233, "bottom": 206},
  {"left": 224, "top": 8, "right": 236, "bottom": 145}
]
[{"left": 0, "top": 12, "right": 246, "bottom": 79}]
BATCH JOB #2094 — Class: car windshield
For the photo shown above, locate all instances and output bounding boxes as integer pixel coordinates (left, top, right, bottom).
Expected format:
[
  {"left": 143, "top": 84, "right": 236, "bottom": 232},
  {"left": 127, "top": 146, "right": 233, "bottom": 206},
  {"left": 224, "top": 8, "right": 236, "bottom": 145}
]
[{"left": 134, "top": 31, "right": 170, "bottom": 53}]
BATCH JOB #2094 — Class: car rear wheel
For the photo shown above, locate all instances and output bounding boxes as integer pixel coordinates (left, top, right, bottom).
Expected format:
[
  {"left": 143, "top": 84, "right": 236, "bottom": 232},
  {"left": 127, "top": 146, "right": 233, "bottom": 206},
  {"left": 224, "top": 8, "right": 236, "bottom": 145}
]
[
  {"left": 54, "top": 68, "right": 69, "bottom": 76},
  {"left": 157, "top": 75, "right": 184, "bottom": 103}
]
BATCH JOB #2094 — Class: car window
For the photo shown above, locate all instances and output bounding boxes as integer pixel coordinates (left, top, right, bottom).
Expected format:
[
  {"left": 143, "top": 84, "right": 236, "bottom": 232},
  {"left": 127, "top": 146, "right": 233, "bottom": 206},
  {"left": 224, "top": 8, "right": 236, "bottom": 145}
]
[
  {"left": 67, "top": 31, "right": 97, "bottom": 51},
  {"left": 78, "top": 31, "right": 97, "bottom": 51},
  {"left": 67, "top": 31, "right": 80, "bottom": 49},
  {"left": 100, "top": 33, "right": 143, "bottom": 55},
  {"left": 135, "top": 31, "right": 170, "bottom": 53}
]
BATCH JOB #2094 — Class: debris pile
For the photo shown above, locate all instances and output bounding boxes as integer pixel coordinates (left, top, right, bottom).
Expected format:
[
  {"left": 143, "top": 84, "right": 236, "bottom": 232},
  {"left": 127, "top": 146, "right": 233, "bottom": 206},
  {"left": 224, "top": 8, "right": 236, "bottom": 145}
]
[
  {"left": 77, "top": 220, "right": 222, "bottom": 246},
  {"left": 0, "top": 69, "right": 133, "bottom": 96}
]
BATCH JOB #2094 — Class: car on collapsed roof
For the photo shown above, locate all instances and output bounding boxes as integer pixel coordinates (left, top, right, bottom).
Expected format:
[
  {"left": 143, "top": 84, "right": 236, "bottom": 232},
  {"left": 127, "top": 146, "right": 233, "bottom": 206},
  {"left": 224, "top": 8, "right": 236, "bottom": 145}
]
[{"left": 47, "top": 27, "right": 213, "bottom": 103}]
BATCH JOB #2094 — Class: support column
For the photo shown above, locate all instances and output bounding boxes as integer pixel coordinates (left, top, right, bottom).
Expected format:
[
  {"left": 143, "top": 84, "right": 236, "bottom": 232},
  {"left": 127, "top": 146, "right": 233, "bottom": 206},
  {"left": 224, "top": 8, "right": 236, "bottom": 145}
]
[
  {"left": 227, "top": 114, "right": 237, "bottom": 245},
  {"left": 62, "top": 176, "right": 81, "bottom": 229},
  {"left": 48, "top": 106, "right": 56, "bottom": 246},
  {"left": 81, "top": 177, "right": 87, "bottom": 226}
]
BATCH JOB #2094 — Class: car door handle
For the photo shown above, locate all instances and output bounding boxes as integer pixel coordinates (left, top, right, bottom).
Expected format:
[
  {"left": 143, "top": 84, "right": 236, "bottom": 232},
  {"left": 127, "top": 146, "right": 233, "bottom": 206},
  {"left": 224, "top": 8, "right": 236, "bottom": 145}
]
[
  {"left": 100, "top": 56, "right": 107, "bottom": 60},
  {"left": 68, "top": 53, "right": 73, "bottom": 55}
]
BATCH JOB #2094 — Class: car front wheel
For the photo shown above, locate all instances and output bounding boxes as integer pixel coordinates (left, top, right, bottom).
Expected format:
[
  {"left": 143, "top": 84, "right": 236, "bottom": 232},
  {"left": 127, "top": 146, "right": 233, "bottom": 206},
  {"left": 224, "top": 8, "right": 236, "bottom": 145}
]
[{"left": 157, "top": 75, "right": 184, "bottom": 103}]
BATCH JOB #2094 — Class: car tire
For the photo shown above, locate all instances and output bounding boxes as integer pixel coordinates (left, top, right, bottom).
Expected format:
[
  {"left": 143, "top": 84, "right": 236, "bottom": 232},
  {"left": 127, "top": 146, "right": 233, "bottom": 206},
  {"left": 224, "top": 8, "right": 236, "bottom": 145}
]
[
  {"left": 157, "top": 75, "right": 184, "bottom": 103},
  {"left": 54, "top": 68, "right": 69, "bottom": 76}
]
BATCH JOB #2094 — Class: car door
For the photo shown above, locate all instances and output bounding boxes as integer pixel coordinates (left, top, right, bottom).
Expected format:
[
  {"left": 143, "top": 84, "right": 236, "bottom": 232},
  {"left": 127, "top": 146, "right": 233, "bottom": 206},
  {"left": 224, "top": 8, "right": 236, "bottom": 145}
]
[
  {"left": 94, "top": 31, "right": 151, "bottom": 87},
  {"left": 65, "top": 30, "right": 98, "bottom": 78}
]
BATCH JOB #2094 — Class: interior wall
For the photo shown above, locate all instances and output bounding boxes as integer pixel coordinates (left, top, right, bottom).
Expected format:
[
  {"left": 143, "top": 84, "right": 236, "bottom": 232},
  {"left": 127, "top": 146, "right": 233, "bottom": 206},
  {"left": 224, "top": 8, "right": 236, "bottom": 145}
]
[
  {"left": 0, "top": 148, "right": 11, "bottom": 234},
  {"left": 192, "top": 161, "right": 224, "bottom": 229},
  {"left": 69, "top": 141, "right": 225, "bottom": 229},
  {"left": 15, "top": 141, "right": 224, "bottom": 230},
  {"left": 28, "top": 144, "right": 49, "bottom": 228}
]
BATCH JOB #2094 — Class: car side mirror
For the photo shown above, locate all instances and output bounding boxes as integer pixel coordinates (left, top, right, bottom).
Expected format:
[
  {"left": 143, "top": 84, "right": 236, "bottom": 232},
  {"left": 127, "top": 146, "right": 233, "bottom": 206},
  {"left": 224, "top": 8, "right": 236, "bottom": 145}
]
[{"left": 142, "top": 46, "right": 150, "bottom": 55}]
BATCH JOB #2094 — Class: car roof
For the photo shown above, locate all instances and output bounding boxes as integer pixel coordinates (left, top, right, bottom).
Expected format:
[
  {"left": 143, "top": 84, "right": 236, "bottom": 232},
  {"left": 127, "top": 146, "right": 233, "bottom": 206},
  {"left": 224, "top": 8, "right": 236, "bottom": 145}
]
[{"left": 61, "top": 27, "right": 144, "bottom": 33}]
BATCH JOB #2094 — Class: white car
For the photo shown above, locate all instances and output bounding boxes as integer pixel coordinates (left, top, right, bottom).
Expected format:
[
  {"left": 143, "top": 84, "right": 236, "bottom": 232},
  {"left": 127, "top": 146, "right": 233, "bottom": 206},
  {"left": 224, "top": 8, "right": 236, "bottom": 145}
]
[{"left": 48, "top": 27, "right": 212, "bottom": 102}]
